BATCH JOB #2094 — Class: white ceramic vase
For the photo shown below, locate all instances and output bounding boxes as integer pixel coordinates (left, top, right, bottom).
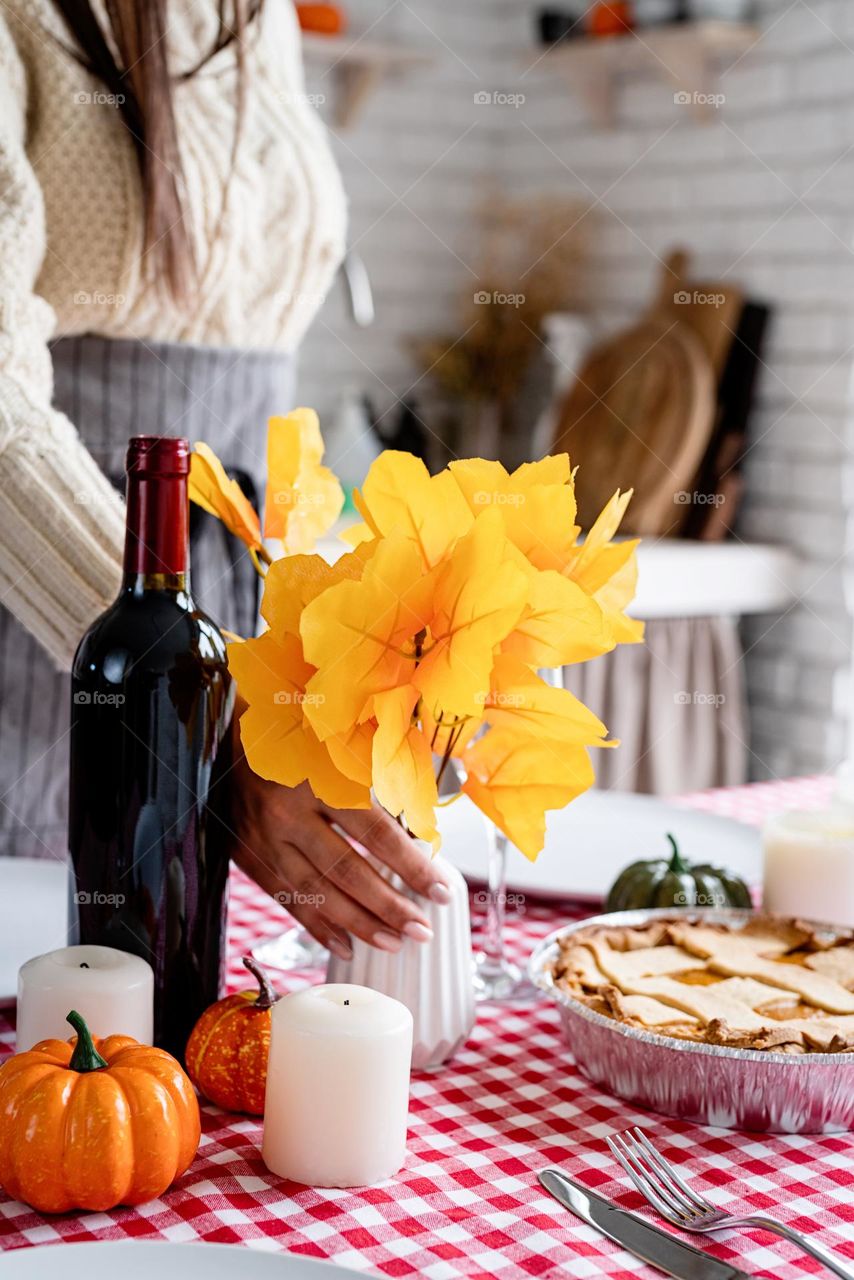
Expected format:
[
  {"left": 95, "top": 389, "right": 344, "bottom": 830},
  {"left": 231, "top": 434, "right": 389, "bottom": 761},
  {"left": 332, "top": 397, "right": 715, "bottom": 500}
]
[{"left": 326, "top": 850, "right": 476, "bottom": 1070}]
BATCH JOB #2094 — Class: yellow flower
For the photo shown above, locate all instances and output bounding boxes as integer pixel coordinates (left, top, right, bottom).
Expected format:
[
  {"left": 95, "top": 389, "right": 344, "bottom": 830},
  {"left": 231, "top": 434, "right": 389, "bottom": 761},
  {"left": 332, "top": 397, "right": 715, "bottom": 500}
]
[
  {"left": 411, "top": 509, "right": 529, "bottom": 722},
  {"left": 227, "top": 631, "right": 370, "bottom": 810},
  {"left": 188, "top": 442, "right": 263, "bottom": 553},
  {"left": 372, "top": 686, "right": 440, "bottom": 849},
  {"left": 226, "top": 446, "right": 643, "bottom": 860},
  {"left": 449, "top": 455, "right": 579, "bottom": 572},
  {"left": 264, "top": 408, "right": 344, "bottom": 553},
  {"left": 344, "top": 450, "right": 473, "bottom": 568},
  {"left": 449, "top": 458, "right": 643, "bottom": 650},
  {"left": 564, "top": 490, "right": 645, "bottom": 646},
  {"left": 300, "top": 532, "right": 436, "bottom": 740},
  {"left": 259, "top": 543, "right": 375, "bottom": 639},
  {"left": 460, "top": 729, "right": 595, "bottom": 860},
  {"left": 484, "top": 654, "right": 614, "bottom": 746}
]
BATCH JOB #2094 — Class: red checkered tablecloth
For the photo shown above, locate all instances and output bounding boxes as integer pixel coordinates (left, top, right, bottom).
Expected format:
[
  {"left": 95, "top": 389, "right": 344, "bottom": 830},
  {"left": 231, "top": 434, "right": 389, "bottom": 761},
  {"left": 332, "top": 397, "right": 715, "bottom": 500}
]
[{"left": 2, "top": 775, "right": 852, "bottom": 1278}]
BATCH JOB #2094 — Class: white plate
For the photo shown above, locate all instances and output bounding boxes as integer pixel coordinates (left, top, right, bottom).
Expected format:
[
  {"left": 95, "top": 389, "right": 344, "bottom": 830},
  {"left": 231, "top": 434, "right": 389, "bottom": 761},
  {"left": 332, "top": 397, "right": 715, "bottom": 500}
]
[
  {"left": 0, "top": 856, "right": 69, "bottom": 1005},
  {"left": 0, "top": 1242, "right": 366, "bottom": 1279},
  {"left": 436, "top": 789, "right": 760, "bottom": 902}
]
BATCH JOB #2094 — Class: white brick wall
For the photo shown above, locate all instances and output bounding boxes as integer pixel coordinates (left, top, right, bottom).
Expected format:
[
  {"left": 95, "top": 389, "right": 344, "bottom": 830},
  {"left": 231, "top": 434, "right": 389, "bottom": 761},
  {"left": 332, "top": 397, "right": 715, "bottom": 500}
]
[
  {"left": 297, "top": 0, "right": 505, "bottom": 452},
  {"left": 298, "top": 0, "right": 854, "bottom": 780}
]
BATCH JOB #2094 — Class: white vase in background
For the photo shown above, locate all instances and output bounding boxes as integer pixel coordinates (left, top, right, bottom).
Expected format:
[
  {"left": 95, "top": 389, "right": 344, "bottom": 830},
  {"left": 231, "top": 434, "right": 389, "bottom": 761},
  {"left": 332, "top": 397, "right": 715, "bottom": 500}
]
[
  {"left": 326, "top": 851, "right": 476, "bottom": 1070},
  {"left": 531, "top": 312, "right": 591, "bottom": 459},
  {"left": 688, "top": 0, "right": 754, "bottom": 18}
]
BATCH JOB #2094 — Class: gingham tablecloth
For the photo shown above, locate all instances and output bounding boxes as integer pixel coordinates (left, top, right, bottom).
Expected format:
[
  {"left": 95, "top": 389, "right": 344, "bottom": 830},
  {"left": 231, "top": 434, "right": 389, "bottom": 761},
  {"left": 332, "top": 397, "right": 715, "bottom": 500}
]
[{"left": 2, "top": 775, "right": 852, "bottom": 1278}]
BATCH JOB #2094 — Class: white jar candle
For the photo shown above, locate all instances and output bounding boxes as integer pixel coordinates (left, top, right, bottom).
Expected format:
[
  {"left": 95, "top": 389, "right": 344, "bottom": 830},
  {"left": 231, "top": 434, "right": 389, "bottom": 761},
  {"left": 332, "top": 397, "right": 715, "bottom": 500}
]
[
  {"left": 262, "top": 983, "right": 412, "bottom": 1188},
  {"left": 17, "top": 945, "right": 154, "bottom": 1051},
  {"left": 762, "top": 808, "right": 854, "bottom": 927}
]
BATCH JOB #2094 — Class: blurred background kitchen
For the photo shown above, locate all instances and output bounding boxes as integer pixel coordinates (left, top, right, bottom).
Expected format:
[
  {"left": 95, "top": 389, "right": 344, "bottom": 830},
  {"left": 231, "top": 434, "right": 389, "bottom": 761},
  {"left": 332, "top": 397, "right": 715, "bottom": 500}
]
[{"left": 297, "top": 0, "right": 853, "bottom": 795}]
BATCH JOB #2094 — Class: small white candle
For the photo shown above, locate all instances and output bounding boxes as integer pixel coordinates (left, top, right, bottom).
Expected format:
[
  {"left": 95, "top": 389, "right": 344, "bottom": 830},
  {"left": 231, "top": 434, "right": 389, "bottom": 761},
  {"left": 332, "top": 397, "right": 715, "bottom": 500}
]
[
  {"left": 262, "top": 983, "right": 413, "bottom": 1188},
  {"left": 763, "top": 808, "right": 854, "bottom": 927},
  {"left": 17, "top": 945, "right": 154, "bottom": 1051}
]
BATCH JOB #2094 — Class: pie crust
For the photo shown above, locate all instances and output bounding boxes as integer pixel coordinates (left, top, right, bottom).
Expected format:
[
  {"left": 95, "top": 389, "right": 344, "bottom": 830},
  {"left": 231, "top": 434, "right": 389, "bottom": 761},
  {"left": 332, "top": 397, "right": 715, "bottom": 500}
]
[{"left": 550, "top": 917, "right": 854, "bottom": 1054}]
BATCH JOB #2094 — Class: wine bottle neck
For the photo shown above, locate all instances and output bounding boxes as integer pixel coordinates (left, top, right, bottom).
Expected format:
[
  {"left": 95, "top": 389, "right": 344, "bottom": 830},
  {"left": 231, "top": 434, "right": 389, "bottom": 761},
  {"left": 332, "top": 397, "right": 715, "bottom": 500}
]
[
  {"left": 121, "top": 571, "right": 189, "bottom": 596},
  {"left": 123, "top": 462, "right": 190, "bottom": 583}
]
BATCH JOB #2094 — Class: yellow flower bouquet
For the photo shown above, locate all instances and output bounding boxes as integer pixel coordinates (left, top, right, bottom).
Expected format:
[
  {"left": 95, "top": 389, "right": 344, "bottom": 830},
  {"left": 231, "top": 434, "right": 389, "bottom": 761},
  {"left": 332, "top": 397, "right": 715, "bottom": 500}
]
[{"left": 191, "top": 410, "right": 643, "bottom": 862}]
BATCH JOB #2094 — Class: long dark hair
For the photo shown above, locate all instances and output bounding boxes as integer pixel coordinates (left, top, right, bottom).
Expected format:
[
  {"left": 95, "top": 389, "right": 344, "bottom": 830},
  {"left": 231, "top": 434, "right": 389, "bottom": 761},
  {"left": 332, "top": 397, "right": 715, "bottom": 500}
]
[{"left": 53, "top": 0, "right": 264, "bottom": 302}]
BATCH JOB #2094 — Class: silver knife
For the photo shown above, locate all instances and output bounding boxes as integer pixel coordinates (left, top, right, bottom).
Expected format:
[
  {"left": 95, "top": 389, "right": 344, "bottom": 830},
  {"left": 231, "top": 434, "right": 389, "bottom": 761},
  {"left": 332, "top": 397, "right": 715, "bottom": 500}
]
[{"left": 539, "top": 1168, "right": 751, "bottom": 1280}]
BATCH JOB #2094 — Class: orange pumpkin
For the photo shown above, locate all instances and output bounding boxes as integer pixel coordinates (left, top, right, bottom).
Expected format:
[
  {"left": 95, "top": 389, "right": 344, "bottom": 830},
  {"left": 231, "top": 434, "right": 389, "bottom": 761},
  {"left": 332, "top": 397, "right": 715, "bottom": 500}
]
[
  {"left": 0, "top": 1010, "right": 200, "bottom": 1213},
  {"left": 185, "top": 955, "right": 278, "bottom": 1114},
  {"left": 296, "top": 4, "right": 346, "bottom": 35},
  {"left": 588, "top": 2, "right": 633, "bottom": 36}
]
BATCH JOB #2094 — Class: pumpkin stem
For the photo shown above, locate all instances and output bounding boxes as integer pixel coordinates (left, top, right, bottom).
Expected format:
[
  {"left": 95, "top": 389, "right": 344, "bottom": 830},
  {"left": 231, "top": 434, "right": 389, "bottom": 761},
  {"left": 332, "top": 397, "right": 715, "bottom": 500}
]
[
  {"left": 666, "top": 833, "right": 689, "bottom": 875},
  {"left": 67, "top": 1010, "right": 108, "bottom": 1072},
  {"left": 242, "top": 955, "right": 278, "bottom": 1011}
]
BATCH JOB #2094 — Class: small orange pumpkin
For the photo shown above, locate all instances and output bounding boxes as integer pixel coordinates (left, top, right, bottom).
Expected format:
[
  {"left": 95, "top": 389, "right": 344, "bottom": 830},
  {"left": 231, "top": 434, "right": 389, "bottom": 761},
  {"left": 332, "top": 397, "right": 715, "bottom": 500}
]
[
  {"left": 185, "top": 955, "right": 278, "bottom": 1114},
  {"left": 296, "top": 4, "right": 346, "bottom": 35},
  {"left": 0, "top": 1010, "right": 200, "bottom": 1213}
]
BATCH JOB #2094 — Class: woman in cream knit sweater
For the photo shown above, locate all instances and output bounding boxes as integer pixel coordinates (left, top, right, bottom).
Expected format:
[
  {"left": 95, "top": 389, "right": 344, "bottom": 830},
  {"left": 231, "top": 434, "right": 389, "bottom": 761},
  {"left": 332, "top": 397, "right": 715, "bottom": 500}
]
[{"left": 0, "top": 0, "right": 448, "bottom": 955}]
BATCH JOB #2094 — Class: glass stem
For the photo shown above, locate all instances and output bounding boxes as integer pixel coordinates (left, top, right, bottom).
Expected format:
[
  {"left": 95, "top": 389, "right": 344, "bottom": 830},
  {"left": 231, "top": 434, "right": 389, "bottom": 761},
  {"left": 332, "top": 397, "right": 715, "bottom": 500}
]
[{"left": 484, "top": 824, "right": 509, "bottom": 969}]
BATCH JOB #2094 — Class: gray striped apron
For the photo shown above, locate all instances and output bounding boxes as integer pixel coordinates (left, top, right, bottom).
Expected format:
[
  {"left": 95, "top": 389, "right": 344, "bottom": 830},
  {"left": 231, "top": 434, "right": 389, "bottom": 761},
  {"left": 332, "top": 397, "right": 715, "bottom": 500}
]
[{"left": 0, "top": 335, "right": 295, "bottom": 862}]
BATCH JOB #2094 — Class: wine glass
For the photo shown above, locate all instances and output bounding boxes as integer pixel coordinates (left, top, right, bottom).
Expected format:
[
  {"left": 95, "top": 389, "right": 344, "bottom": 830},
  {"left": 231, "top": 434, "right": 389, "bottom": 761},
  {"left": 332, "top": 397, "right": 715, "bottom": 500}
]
[
  {"left": 472, "top": 665, "right": 564, "bottom": 1003},
  {"left": 472, "top": 820, "right": 530, "bottom": 1001},
  {"left": 253, "top": 924, "right": 327, "bottom": 972}
]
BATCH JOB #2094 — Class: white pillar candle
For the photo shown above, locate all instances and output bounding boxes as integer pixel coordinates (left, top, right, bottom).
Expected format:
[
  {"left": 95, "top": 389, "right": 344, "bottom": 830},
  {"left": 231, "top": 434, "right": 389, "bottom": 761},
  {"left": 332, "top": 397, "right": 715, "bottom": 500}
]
[
  {"left": 263, "top": 983, "right": 413, "bottom": 1188},
  {"left": 17, "top": 945, "right": 154, "bottom": 1051},
  {"left": 763, "top": 808, "right": 854, "bottom": 927}
]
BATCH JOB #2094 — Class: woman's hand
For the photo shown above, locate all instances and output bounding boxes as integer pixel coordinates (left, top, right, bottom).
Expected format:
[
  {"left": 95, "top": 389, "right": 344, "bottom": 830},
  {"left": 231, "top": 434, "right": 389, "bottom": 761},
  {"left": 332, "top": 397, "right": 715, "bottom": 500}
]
[{"left": 229, "top": 725, "right": 451, "bottom": 961}]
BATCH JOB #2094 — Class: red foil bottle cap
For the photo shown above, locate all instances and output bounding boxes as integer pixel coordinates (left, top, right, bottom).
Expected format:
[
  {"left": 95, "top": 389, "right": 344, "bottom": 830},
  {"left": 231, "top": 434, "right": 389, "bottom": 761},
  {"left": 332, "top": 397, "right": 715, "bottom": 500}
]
[
  {"left": 123, "top": 436, "right": 190, "bottom": 577},
  {"left": 126, "top": 436, "right": 190, "bottom": 477}
]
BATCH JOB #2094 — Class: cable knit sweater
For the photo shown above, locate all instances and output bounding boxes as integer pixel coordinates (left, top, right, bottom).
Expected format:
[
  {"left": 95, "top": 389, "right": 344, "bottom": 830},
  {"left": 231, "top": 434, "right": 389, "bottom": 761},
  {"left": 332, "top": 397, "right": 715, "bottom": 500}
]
[{"left": 0, "top": 0, "right": 346, "bottom": 667}]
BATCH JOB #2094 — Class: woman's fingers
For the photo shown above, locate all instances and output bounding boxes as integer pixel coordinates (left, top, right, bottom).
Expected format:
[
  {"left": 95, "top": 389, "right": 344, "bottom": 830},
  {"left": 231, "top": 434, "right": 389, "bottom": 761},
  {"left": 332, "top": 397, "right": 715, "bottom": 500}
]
[
  {"left": 243, "top": 840, "right": 355, "bottom": 960},
  {"left": 230, "top": 773, "right": 448, "bottom": 952},
  {"left": 300, "top": 813, "right": 435, "bottom": 941},
  {"left": 323, "top": 800, "right": 452, "bottom": 905},
  {"left": 275, "top": 839, "right": 417, "bottom": 951}
]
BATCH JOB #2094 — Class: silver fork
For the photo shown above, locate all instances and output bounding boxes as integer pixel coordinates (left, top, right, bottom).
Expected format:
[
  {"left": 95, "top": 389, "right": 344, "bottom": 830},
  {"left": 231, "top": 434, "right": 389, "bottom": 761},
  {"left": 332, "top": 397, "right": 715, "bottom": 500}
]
[{"left": 606, "top": 1127, "right": 854, "bottom": 1280}]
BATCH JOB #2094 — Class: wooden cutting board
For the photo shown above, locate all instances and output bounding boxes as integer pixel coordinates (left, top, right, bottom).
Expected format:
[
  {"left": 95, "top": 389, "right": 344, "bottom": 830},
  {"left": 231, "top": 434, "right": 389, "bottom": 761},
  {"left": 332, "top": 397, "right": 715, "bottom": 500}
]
[
  {"left": 659, "top": 249, "right": 744, "bottom": 382},
  {"left": 553, "top": 252, "right": 720, "bottom": 535}
]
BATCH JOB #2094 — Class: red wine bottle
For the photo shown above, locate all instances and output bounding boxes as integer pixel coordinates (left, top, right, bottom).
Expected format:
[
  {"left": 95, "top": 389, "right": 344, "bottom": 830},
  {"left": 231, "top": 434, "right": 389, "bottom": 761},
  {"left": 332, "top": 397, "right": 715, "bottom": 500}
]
[{"left": 69, "top": 437, "right": 235, "bottom": 1059}]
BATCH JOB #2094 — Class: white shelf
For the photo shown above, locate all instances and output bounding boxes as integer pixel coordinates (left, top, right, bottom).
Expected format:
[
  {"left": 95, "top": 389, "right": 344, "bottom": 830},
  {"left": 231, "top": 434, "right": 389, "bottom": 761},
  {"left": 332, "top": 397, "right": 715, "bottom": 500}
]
[
  {"left": 318, "top": 527, "right": 798, "bottom": 621},
  {"left": 302, "top": 33, "right": 433, "bottom": 128},
  {"left": 539, "top": 21, "right": 759, "bottom": 128},
  {"left": 629, "top": 539, "right": 799, "bottom": 620}
]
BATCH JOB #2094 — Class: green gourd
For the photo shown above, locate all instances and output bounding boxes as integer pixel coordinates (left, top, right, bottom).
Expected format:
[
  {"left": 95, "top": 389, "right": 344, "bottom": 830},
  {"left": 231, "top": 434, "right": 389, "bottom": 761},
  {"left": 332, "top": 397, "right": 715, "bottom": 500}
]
[{"left": 605, "top": 834, "right": 752, "bottom": 912}]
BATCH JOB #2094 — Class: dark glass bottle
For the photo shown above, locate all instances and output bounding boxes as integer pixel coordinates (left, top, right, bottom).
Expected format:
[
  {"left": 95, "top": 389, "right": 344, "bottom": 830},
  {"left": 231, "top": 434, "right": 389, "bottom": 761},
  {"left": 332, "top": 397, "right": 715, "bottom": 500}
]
[{"left": 69, "top": 436, "right": 235, "bottom": 1060}]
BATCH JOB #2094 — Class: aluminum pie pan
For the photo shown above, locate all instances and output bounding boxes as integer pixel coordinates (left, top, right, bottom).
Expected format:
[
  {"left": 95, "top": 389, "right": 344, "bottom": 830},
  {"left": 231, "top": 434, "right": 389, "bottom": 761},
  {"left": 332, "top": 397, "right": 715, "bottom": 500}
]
[{"left": 529, "top": 908, "right": 854, "bottom": 1134}]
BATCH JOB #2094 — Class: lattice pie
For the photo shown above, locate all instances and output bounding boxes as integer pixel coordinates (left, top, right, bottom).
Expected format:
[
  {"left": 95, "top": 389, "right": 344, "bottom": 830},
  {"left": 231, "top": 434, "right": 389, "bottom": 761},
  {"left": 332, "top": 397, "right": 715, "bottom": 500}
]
[{"left": 550, "top": 917, "right": 854, "bottom": 1054}]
